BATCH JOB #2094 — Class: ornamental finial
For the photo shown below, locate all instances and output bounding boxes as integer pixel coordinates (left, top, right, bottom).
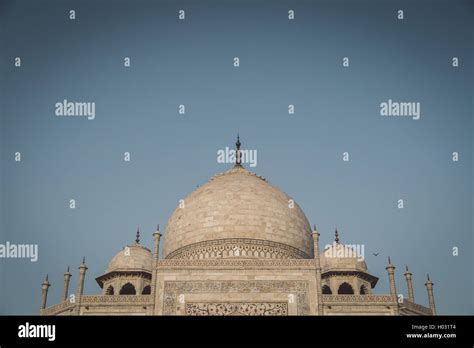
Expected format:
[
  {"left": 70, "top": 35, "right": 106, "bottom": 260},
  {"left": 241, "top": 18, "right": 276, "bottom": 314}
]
[
  {"left": 335, "top": 228, "right": 340, "bottom": 243},
  {"left": 235, "top": 134, "right": 241, "bottom": 166},
  {"left": 136, "top": 227, "right": 140, "bottom": 244}
]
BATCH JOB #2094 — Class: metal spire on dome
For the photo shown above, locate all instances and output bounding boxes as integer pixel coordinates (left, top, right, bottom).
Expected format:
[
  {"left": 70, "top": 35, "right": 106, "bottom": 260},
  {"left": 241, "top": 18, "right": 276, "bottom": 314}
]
[
  {"left": 335, "top": 228, "right": 340, "bottom": 244},
  {"left": 235, "top": 134, "right": 242, "bottom": 167},
  {"left": 136, "top": 228, "right": 140, "bottom": 244}
]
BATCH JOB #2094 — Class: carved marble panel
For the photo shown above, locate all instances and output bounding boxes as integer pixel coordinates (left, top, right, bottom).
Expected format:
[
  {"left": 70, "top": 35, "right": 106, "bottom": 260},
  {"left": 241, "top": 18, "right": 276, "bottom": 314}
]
[
  {"left": 185, "top": 302, "right": 288, "bottom": 316},
  {"left": 163, "top": 280, "right": 310, "bottom": 315}
]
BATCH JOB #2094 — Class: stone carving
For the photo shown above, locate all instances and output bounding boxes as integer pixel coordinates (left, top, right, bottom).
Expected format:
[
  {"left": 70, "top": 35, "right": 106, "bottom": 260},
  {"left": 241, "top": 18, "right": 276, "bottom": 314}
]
[
  {"left": 41, "top": 300, "right": 75, "bottom": 316},
  {"left": 157, "top": 258, "right": 317, "bottom": 269},
  {"left": 163, "top": 280, "right": 310, "bottom": 315},
  {"left": 322, "top": 294, "right": 394, "bottom": 303},
  {"left": 81, "top": 295, "right": 152, "bottom": 304},
  {"left": 185, "top": 302, "right": 288, "bottom": 316},
  {"left": 166, "top": 238, "right": 310, "bottom": 260},
  {"left": 401, "top": 299, "right": 433, "bottom": 315}
]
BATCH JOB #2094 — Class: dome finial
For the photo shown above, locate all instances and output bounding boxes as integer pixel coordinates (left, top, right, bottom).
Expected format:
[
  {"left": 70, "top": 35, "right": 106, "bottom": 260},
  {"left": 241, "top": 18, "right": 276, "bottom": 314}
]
[
  {"left": 136, "top": 227, "right": 140, "bottom": 244},
  {"left": 235, "top": 134, "right": 242, "bottom": 166},
  {"left": 335, "top": 228, "right": 340, "bottom": 243}
]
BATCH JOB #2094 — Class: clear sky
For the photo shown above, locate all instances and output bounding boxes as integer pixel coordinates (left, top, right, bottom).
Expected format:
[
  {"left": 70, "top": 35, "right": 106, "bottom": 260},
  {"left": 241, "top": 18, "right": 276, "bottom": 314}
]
[{"left": 0, "top": 0, "right": 472, "bottom": 314}]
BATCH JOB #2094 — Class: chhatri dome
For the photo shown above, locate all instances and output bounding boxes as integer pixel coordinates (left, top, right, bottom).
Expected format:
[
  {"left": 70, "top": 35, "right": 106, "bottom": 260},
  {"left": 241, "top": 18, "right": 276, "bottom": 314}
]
[
  {"left": 320, "top": 228, "right": 368, "bottom": 273},
  {"left": 163, "top": 136, "right": 313, "bottom": 259},
  {"left": 106, "top": 241, "right": 152, "bottom": 273},
  {"left": 95, "top": 228, "right": 153, "bottom": 295}
]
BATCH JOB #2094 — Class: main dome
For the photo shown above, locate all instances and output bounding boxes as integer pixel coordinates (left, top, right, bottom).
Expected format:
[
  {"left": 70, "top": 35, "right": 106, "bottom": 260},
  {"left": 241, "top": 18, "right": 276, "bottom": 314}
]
[{"left": 163, "top": 165, "right": 313, "bottom": 259}]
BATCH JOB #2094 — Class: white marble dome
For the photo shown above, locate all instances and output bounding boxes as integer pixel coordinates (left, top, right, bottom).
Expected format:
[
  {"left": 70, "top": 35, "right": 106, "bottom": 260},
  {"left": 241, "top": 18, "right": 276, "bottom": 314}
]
[
  {"left": 163, "top": 165, "right": 313, "bottom": 259},
  {"left": 107, "top": 244, "right": 152, "bottom": 273}
]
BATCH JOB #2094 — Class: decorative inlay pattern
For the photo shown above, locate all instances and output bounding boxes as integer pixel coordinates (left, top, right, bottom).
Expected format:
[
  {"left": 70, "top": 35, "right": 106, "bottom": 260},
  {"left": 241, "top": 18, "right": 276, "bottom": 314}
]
[
  {"left": 81, "top": 295, "right": 152, "bottom": 304},
  {"left": 163, "top": 280, "right": 310, "bottom": 315},
  {"left": 186, "top": 302, "right": 288, "bottom": 316},
  {"left": 322, "top": 294, "right": 394, "bottom": 303},
  {"left": 157, "top": 258, "right": 317, "bottom": 269},
  {"left": 166, "top": 238, "right": 310, "bottom": 260}
]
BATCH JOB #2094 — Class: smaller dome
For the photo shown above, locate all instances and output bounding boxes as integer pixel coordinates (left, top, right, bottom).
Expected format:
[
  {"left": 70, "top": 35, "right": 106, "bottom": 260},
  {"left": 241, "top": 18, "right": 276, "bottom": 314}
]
[
  {"left": 320, "top": 242, "right": 367, "bottom": 272},
  {"left": 107, "top": 244, "right": 152, "bottom": 273}
]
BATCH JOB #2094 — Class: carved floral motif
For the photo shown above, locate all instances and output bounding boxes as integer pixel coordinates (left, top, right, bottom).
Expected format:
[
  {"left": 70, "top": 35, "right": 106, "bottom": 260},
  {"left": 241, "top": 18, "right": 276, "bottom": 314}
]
[
  {"left": 186, "top": 302, "right": 288, "bottom": 316},
  {"left": 166, "top": 238, "right": 310, "bottom": 260}
]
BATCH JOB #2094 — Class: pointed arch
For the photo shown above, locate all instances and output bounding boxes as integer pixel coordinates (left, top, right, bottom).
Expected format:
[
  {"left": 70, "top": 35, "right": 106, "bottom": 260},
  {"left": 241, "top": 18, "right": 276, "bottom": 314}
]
[
  {"left": 322, "top": 285, "right": 332, "bottom": 294},
  {"left": 105, "top": 285, "right": 114, "bottom": 295},
  {"left": 142, "top": 285, "right": 151, "bottom": 295},
  {"left": 119, "top": 282, "right": 136, "bottom": 295},
  {"left": 337, "top": 282, "right": 354, "bottom": 295}
]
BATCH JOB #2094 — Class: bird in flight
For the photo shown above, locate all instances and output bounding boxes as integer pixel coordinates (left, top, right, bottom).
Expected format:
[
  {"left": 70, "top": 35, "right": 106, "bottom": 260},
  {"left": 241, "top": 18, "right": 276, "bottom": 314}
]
[{"left": 372, "top": 252, "right": 379, "bottom": 256}]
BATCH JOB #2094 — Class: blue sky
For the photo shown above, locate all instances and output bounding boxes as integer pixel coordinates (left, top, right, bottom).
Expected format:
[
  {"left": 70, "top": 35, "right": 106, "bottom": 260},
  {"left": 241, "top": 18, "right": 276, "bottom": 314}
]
[{"left": 0, "top": 0, "right": 472, "bottom": 314}]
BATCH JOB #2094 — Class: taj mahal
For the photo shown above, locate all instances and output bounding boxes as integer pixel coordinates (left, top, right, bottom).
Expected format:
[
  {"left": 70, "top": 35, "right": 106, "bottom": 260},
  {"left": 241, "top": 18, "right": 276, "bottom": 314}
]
[{"left": 40, "top": 137, "right": 436, "bottom": 316}]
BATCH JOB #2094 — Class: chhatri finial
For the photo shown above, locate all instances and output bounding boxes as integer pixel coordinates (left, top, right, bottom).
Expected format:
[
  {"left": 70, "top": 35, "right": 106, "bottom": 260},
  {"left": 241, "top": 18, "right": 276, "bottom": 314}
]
[
  {"left": 67, "top": 265, "right": 70, "bottom": 273},
  {"left": 388, "top": 256, "right": 392, "bottom": 265},
  {"left": 334, "top": 228, "right": 340, "bottom": 243},
  {"left": 136, "top": 227, "right": 140, "bottom": 244},
  {"left": 156, "top": 224, "right": 160, "bottom": 231},
  {"left": 427, "top": 273, "right": 430, "bottom": 281},
  {"left": 45, "top": 274, "right": 49, "bottom": 282},
  {"left": 235, "top": 134, "right": 242, "bottom": 166},
  {"left": 406, "top": 264, "right": 409, "bottom": 272},
  {"left": 313, "top": 224, "right": 317, "bottom": 232}
]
